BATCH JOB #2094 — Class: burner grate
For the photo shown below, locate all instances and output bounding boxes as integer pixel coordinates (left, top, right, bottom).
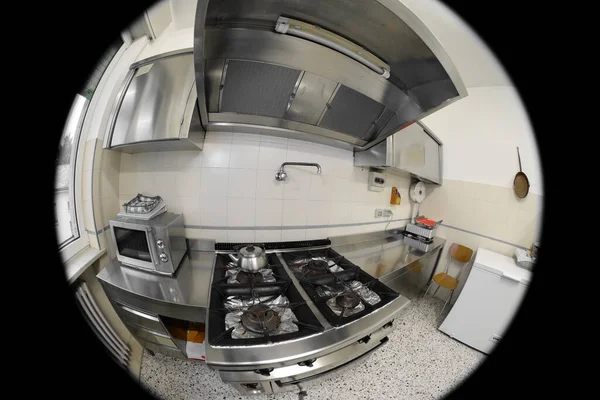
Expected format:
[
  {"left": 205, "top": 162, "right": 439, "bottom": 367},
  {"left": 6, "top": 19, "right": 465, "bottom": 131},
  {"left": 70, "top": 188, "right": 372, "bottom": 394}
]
[{"left": 281, "top": 248, "right": 400, "bottom": 327}]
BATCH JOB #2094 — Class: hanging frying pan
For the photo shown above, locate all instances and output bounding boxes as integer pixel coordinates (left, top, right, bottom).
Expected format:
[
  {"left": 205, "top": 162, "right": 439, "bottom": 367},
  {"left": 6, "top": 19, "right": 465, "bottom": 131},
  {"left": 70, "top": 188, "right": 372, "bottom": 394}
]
[{"left": 513, "top": 147, "right": 530, "bottom": 198}]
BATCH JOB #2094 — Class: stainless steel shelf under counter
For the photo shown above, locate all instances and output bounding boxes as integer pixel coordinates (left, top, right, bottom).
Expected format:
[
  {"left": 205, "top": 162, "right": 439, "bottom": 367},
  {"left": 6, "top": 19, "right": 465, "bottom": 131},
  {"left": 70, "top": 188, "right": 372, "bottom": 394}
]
[
  {"left": 97, "top": 250, "right": 215, "bottom": 323},
  {"left": 332, "top": 231, "right": 446, "bottom": 300}
]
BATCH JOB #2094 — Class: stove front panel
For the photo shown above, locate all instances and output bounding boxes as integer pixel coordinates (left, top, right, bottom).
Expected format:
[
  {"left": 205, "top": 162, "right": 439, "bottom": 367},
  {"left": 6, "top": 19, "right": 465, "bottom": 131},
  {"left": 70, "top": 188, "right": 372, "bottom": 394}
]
[{"left": 218, "top": 318, "right": 394, "bottom": 395}]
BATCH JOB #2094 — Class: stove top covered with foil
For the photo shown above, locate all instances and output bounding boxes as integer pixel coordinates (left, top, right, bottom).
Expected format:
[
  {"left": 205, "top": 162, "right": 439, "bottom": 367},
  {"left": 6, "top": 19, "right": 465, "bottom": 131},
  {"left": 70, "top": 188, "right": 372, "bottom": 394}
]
[{"left": 208, "top": 241, "right": 401, "bottom": 348}]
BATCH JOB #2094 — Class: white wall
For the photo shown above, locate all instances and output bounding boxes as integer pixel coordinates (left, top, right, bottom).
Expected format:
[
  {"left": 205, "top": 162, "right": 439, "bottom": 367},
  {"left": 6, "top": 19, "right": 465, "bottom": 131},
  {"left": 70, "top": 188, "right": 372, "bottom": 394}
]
[
  {"left": 169, "top": 0, "right": 197, "bottom": 29},
  {"left": 118, "top": 133, "right": 414, "bottom": 243},
  {"left": 421, "top": 86, "right": 543, "bottom": 195}
]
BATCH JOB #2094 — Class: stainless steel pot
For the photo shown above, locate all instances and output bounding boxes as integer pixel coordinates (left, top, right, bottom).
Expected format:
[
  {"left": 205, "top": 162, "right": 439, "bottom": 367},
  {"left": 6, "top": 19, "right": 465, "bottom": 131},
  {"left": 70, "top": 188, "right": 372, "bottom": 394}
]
[{"left": 228, "top": 245, "right": 268, "bottom": 271}]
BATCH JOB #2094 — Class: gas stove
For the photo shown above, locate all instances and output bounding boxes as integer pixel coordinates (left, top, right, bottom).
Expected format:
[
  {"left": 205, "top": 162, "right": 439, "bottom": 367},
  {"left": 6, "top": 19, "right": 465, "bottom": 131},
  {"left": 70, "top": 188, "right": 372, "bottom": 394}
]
[{"left": 206, "top": 240, "right": 410, "bottom": 395}]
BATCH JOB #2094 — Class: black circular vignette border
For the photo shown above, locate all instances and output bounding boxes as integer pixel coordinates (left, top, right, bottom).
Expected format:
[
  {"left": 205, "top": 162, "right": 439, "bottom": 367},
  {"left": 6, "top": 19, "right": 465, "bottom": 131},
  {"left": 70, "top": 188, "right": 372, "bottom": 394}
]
[{"left": 30, "top": 0, "right": 565, "bottom": 398}]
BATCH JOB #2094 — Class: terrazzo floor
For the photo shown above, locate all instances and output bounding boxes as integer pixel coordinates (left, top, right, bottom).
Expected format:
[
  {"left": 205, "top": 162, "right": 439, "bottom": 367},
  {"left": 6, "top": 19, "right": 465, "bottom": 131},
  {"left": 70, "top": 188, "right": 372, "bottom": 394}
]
[{"left": 139, "top": 296, "right": 485, "bottom": 400}]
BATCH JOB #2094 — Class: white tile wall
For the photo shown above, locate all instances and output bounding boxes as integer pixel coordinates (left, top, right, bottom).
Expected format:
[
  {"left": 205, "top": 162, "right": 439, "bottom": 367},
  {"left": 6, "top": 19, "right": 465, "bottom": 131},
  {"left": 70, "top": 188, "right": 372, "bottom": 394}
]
[
  {"left": 229, "top": 140, "right": 260, "bottom": 169},
  {"left": 199, "top": 168, "right": 229, "bottom": 197},
  {"left": 258, "top": 142, "right": 287, "bottom": 170},
  {"left": 255, "top": 199, "right": 283, "bottom": 227},
  {"left": 255, "top": 229, "right": 283, "bottom": 242},
  {"left": 256, "top": 170, "right": 284, "bottom": 199},
  {"left": 306, "top": 201, "right": 331, "bottom": 226},
  {"left": 202, "top": 139, "right": 231, "bottom": 168},
  {"left": 228, "top": 169, "right": 257, "bottom": 198},
  {"left": 200, "top": 197, "right": 227, "bottom": 226},
  {"left": 282, "top": 229, "right": 307, "bottom": 241},
  {"left": 227, "top": 198, "right": 255, "bottom": 227},
  {"left": 117, "top": 133, "right": 415, "bottom": 241},
  {"left": 227, "top": 230, "right": 255, "bottom": 242},
  {"left": 282, "top": 200, "right": 307, "bottom": 227}
]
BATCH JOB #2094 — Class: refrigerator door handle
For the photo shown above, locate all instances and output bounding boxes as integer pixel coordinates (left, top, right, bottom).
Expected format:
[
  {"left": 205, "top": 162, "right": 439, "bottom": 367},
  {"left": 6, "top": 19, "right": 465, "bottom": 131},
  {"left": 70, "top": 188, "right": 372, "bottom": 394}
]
[{"left": 501, "top": 272, "right": 521, "bottom": 283}]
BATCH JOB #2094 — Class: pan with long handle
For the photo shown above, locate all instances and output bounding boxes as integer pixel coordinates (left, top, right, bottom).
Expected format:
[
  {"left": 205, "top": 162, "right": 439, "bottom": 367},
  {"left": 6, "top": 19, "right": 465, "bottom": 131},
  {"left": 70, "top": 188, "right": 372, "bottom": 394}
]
[{"left": 513, "top": 147, "right": 530, "bottom": 198}]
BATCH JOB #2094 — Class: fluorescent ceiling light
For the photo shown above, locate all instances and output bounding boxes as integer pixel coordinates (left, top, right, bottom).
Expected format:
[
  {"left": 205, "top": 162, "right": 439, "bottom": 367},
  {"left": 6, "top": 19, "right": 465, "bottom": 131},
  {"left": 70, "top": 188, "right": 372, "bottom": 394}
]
[{"left": 275, "top": 16, "right": 391, "bottom": 79}]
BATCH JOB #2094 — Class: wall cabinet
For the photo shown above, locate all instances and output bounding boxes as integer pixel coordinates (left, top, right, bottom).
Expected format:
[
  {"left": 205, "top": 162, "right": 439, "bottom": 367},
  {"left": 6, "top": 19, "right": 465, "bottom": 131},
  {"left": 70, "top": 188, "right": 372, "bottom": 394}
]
[{"left": 354, "top": 121, "right": 442, "bottom": 184}]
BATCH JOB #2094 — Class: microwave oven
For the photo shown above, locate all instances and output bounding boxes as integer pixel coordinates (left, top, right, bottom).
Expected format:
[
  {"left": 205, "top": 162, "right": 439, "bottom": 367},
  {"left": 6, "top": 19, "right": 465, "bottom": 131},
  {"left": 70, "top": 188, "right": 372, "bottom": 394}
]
[{"left": 109, "top": 212, "right": 187, "bottom": 275}]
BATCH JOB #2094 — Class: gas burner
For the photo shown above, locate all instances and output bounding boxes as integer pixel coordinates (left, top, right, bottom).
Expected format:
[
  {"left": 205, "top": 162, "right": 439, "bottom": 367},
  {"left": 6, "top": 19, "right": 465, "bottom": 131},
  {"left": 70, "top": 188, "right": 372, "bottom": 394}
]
[
  {"left": 225, "top": 267, "right": 275, "bottom": 284},
  {"left": 223, "top": 295, "right": 302, "bottom": 339},
  {"left": 240, "top": 304, "right": 281, "bottom": 334},
  {"left": 289, "top": 257, "right": 344, "bottom": 278},
  {"left": 320, "top": 281, "right": 384, "bottom": 318},
  {"left": 326, "top": 292, "right": 365, "bottom": 317},
  {"left": 236, "top": 270, "right": 265, "bottom": 284},
  {"left": 315, "top": 283, "right": 346, "bottom": 297},
  {"left": 335, "top": 292, "right": 361, "bottom": 309},
  {"left": 305, "top": 260, "right": 330, "bottom": 276}
]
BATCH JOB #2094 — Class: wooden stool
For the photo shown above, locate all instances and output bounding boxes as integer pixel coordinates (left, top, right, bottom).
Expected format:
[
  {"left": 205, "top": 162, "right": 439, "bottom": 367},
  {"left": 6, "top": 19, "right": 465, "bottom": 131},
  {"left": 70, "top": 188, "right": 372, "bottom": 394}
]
[{"left": 423, "top": 243, "right": 474, "bottom": 315}]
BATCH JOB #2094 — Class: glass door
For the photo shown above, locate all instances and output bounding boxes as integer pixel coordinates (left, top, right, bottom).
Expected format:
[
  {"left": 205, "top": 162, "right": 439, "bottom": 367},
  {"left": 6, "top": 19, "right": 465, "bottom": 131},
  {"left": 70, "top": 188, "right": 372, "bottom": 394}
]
[{"left": 113, "top": 227, "right": 153, "bottom": 262}]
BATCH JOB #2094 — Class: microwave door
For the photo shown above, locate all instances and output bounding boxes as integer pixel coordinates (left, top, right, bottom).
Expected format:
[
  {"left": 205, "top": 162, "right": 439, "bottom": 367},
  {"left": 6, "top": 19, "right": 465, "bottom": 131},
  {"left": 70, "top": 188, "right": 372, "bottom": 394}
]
[{"left": 113, "top": 226, "right": 158, "bottom": 269}]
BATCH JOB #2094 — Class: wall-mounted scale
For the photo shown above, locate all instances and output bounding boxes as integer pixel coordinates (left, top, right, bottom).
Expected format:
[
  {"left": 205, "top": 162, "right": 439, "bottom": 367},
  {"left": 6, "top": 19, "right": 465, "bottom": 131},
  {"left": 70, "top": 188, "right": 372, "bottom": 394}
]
[{"left": 409, "top": 181, "right": 426, "bottom": 223}]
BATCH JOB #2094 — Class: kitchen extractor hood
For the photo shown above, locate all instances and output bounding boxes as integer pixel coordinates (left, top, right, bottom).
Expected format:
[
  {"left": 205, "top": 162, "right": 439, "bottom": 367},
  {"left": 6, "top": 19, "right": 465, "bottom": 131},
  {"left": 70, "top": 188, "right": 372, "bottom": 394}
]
[
  {"left": 103, "top": 51, "right": 205, "bottom": 153},
  {"left": 354, "top": 121, "right": 443, "bottom": 185},
  {"left": 193, "top": 0, "right": 466, "bottom": 150}
]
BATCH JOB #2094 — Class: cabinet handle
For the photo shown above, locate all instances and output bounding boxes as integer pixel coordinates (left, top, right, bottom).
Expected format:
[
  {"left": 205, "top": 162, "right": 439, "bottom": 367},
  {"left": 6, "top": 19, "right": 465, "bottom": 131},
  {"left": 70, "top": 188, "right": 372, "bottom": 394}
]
[
  {"left": 501, "top": 273, "right": 521, "bottom": 283},
  {"left": 117, "top": 303, "right": 160, "bottom": 321}
]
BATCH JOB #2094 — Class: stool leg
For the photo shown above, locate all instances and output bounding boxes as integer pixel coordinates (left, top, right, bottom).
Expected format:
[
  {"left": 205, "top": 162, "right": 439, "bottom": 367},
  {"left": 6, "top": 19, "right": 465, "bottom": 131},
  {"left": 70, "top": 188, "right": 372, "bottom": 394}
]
[
  {"left": 440, "top": 290, "right": 453, "bottom": 315},
  {"left": 422, "top": 280, "right": 434, "bottom": 298},
  {"left": 432, "top": 284, "right": 440, "bottom": 298}
]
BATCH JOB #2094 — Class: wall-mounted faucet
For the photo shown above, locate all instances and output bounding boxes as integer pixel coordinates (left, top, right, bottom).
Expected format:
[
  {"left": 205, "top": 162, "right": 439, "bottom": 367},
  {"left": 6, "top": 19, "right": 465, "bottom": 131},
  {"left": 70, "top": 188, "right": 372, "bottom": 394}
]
[{"left": 275, "top": 162, "right": 322, "bottom": 181}]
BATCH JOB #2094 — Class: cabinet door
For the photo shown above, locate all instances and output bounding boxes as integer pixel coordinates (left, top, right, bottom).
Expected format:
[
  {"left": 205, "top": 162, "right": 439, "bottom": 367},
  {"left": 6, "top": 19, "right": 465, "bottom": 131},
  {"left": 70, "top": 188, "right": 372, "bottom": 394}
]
[
  {"left": 438, "top": 267, "right": 528, "bottom": 354},
  {"left": 392, "top": 123, "right": 441, "bottom": 183},
  {"left": 110, "top": 54, "right": 195, "bottom": 147}
]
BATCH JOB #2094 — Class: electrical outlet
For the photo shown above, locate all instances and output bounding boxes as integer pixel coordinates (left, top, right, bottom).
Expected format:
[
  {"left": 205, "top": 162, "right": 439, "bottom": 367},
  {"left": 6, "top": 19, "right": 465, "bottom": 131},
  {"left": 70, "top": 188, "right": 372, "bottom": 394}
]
[
  {"left": 374, "top": 209, "right": 383, "bottom": 218},
  {"left": 383, "top": 209, "right": 393, "bottom": 218},
  {"left": 368, "top": 171, "right": 386, "bottom": 192}
]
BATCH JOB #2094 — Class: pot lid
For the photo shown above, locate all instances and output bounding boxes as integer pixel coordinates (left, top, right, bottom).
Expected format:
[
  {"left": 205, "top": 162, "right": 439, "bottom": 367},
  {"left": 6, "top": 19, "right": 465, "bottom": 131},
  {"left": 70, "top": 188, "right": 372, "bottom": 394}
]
[{"left": 239, "top": 245, "right": 264, "bottom": 258}]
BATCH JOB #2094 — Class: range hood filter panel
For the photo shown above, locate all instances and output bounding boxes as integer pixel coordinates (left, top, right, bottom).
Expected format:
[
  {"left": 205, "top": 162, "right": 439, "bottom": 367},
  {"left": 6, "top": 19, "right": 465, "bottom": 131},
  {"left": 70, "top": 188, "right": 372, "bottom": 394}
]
[
  {"left": 285, "top": 71, "right": 338, "bottom": 125},
  {"left": 319, "top": 85, "right": 385, "bottom": 139},
  {"left": 220, "top": 60, "right": 301, "bottom": 118}
]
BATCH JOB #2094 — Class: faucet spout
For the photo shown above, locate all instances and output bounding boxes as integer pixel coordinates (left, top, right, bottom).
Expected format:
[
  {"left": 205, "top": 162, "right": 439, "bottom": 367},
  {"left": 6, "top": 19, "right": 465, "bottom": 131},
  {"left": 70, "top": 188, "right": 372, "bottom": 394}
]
[{"left": 275, "top": 162, "right": 322, "bottom": 181}]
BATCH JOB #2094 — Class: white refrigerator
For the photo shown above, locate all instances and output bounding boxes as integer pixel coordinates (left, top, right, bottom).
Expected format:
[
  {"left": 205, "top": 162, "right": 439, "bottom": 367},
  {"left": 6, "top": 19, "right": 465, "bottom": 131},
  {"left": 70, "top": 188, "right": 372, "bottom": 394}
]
[{"left": 438, "top": 248, "right": 531, "bottom": 354}]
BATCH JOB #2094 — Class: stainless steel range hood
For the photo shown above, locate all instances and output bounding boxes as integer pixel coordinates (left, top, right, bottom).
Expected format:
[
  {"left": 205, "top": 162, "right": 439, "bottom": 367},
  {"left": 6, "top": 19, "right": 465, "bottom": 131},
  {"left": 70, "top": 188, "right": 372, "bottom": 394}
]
[{"left": 194, "top": 0, "right": 467, "bottom": 150}]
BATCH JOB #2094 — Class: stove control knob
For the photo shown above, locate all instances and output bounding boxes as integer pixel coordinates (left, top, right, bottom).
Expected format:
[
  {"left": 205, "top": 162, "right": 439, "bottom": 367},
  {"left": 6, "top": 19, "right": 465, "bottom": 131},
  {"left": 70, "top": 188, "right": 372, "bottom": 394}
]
[
  {"left": 298, "top": 358, "right": 316, "bottom": 367},
  {"left": 156, "top": 239, "right": 165, "bottom": 249},
  {"left": 254, "top": 368, "right": 274, "bottom": 376},
  {"left": 159, "top": 253, "right": 169, "bottom": 262}
]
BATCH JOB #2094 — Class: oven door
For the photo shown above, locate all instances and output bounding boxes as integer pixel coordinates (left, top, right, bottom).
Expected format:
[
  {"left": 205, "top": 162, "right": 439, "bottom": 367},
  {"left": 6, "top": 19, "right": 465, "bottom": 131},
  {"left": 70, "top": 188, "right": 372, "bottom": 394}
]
[{"left": 110, "top": 220, "right": 159, "bottom": 271}]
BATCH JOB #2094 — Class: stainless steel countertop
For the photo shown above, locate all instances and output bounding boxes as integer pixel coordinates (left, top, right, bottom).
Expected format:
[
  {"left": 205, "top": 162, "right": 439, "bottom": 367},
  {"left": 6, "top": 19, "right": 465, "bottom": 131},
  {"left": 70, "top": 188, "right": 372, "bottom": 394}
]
[
  {"left": 96, "top": 250, "right": 215, "bottom": 308},
  {"left": 96, "top": 230, "right": 445, "bottom": 311},
  {"left": 331, "top": 231, "right": 446, "bottom": 281}
]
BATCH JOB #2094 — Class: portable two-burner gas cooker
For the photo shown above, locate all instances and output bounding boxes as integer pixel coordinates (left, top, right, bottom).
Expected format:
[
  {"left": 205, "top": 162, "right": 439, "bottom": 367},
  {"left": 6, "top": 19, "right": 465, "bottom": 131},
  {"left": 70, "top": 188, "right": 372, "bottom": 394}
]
[{"left": 206, "top": 240, "right": 411, "bottom": 395}]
